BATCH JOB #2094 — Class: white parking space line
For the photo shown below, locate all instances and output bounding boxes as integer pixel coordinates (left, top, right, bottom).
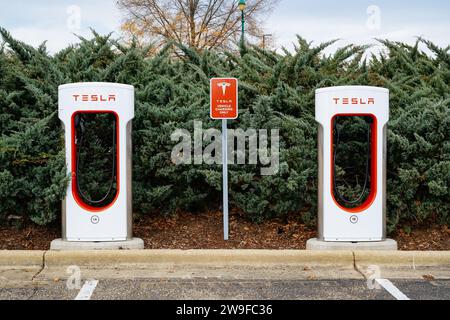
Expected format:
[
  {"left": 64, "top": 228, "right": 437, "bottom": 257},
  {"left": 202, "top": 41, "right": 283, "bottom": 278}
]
[
  {"left": 376, "top": 279, "right": 410, "bottom": 300},
  {"left": 75, "top": 280, "right": 99, "bottom": 300}
]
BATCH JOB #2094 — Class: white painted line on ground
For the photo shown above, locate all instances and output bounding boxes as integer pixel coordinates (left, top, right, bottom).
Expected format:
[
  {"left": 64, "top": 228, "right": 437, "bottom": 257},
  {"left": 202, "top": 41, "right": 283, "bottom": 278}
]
[
  {"left": 376, "top": 279, "right": 410, "bottom": 300},
  {"left": 75, "top": 280, "right": 99, "bottom": 300}
]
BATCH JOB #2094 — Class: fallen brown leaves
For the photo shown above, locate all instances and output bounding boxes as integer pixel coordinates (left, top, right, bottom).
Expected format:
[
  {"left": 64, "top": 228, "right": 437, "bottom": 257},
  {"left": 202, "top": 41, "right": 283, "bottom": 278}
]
[
  {"left": 0, "top": 212, "right": 448, "bottom": 251},
  {"left": 134, "top": 210, "right": 316, "bottom": 250},
  {"left": 0, "top": 223, "right": 59, "bottom": 250},
  {"left": 395, "top": 224, "right": 450, "bottom": 251}
]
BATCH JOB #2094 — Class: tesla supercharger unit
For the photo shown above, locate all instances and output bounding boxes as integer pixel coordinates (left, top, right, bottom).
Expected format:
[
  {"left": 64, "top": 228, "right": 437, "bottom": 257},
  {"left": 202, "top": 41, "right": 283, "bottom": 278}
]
[
  {"left": 315, "top": 86, "right": 389, "bottom": 242},
  {"left": 58, "top": 83, "right": 134, "bottom": 242}
]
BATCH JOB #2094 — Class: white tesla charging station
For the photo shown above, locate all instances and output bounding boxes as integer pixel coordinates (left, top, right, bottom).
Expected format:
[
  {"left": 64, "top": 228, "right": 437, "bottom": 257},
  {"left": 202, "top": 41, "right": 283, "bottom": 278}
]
[
  {"left": 58, "top": 82, "right": 134, "bottom": 242},
  {"left": 315, "top": 86, "right": 389, "bottom": 242}
]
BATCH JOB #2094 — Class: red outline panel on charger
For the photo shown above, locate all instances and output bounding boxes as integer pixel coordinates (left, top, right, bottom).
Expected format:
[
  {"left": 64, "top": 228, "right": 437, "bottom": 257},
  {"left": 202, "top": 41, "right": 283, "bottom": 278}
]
[
  {"left": 330, "top": 113, "right": 377, "bottom": 213},
  {"left": 71, "top": 111, "right": 120, "bottom": 212}
]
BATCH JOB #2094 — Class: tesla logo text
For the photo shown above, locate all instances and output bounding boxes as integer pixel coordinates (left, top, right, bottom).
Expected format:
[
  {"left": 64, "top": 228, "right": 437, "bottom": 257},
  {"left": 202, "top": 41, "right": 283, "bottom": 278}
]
[
  {"left": 73, "top": 94, "right": 116, "bottom": 102},
  {"left": 333, "top": 97, "right": 375, "bottom": 105}
]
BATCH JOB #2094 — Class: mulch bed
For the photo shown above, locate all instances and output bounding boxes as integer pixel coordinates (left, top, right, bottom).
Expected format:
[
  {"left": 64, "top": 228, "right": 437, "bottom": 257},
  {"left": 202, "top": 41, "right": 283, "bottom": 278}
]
[
  {"left": 135, "top": 210, "right": 316, "bottom": 250},
  {"left": 395, "top": 224, "right": 450, "bottom": 251},
  {"left": 0, "top": 211, "right": 448, "bottom": 250}
]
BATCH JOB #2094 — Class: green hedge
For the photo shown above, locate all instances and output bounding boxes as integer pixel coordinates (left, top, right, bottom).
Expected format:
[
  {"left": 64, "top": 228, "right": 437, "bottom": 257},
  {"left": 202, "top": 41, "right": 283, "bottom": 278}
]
[{"left": 0, "top": 28, "right": 448, "bottom": 232}]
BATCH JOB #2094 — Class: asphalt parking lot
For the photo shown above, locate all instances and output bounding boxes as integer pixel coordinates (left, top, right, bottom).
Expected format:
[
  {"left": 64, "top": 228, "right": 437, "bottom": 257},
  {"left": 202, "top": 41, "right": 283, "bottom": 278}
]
[
  {"left": 1, "top": 250, "right": 449, "bottom": 301},
  {"left": 1, "top": 278, "right": 449, "bottom": 300}
]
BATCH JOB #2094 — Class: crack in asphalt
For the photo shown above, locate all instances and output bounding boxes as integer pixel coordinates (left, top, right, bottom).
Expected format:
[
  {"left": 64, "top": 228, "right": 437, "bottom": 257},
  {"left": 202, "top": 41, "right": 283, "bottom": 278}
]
[
  {"left": 352, "top": 251, "right": 367, "bottom": 279},
  {"left": 27, "top": 250, "right": 48, "bottom": 300}
]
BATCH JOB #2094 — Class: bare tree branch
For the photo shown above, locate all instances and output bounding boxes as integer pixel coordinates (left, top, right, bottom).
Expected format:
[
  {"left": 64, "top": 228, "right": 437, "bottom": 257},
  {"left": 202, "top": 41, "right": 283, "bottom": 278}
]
[{"left": 117, "top": 0, "right": 279, "bottom": 51}]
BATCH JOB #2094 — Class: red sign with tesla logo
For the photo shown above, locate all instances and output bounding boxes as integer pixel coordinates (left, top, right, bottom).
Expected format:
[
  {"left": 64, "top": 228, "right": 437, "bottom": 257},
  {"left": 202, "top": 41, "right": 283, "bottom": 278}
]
[{"left": 210, "top": 78, "right": 238, "bottom": 119}]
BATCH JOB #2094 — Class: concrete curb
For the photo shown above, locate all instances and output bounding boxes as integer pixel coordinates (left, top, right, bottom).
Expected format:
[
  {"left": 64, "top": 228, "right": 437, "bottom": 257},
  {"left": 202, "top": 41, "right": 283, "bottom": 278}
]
[
  {"left": 0, "top": 250, "right": 449, "bottom": 268},
  {"left": 44, "top": 250, "right": 354, "bottom": 267},
  {"left": 0, "top": 250, "right": 45, "bottom": 267},
  {"left": 354, "top": 251, "right": 450, "bottom": 267}
]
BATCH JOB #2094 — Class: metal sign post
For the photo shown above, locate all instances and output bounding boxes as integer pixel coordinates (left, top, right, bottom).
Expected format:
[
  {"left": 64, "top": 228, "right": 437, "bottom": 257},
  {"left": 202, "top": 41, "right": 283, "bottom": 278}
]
[
  {"left": 222, "top": 119, "right": 229, "bottom": 240},
  {"left": 210, "top": 78, "right": 238, "bottom": 241}
]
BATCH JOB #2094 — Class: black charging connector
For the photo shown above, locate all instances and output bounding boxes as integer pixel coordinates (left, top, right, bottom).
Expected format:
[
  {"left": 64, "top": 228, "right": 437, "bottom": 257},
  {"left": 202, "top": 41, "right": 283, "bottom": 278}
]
[
  {"left": 74, "top": 114, "right": 117, "bottom": 207},
  {"left": 332, "top": 117, "right": 372, "bottom": 206}
]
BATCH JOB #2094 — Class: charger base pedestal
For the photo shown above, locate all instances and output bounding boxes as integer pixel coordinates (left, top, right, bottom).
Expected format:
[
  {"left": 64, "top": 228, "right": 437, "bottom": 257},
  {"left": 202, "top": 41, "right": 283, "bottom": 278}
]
[
  {"left": 50, "top": 238, "right": 144, "bottom": 251},
  {"left": 306, "top": 238, "right": 397, "bottom": 251}
]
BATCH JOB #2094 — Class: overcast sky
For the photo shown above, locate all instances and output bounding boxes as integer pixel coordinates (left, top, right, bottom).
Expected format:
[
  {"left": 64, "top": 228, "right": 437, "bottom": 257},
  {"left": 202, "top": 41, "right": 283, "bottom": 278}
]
[{"left": 0, "top": 0, "right": 449, "bottom": 54}]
